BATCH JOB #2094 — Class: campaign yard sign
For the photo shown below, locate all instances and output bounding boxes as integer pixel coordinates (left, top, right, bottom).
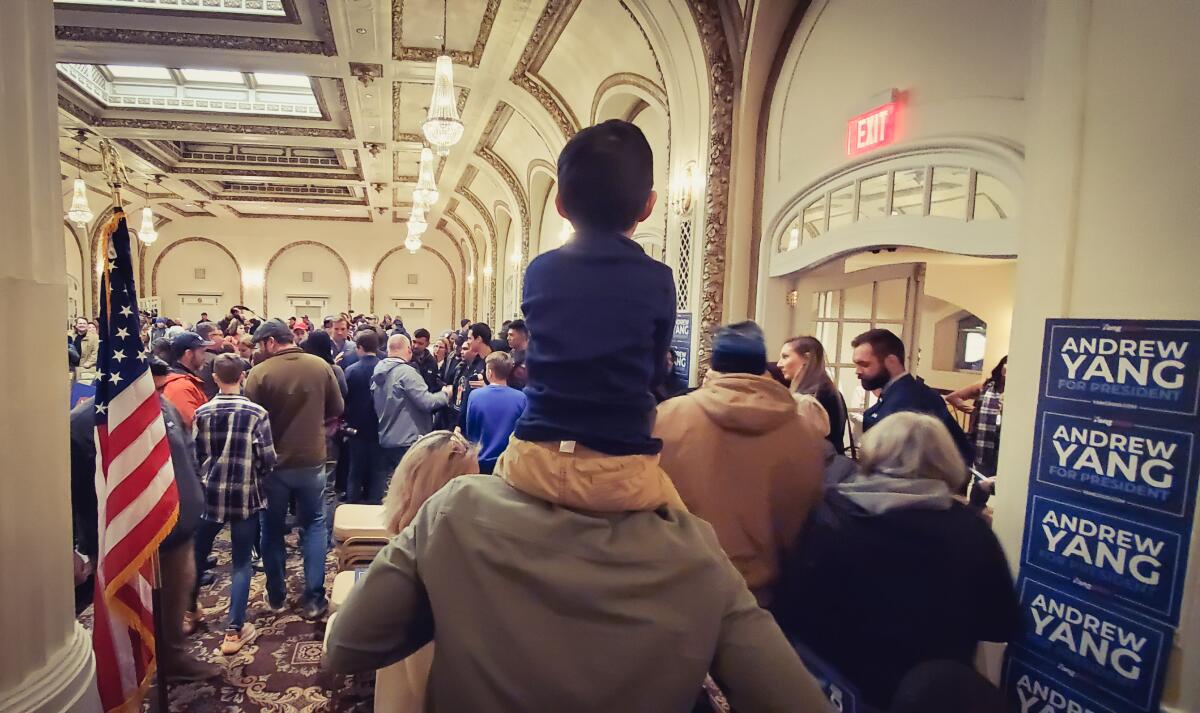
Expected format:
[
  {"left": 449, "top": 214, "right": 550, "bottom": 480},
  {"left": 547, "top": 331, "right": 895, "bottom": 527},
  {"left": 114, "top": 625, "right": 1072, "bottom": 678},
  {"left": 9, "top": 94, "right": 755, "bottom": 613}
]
[
  {"left": 671, "top": 313, "right": 692, "bottom": 385},
  {"left": 1022, "top": 495, "right": 1186, "bottom": 623},
  {"left": 1003, "top": 318, "right": 1199, "bottom": 713},
  {"left": 1009, "top": 578, "right": 1171, "bottom": 712}
]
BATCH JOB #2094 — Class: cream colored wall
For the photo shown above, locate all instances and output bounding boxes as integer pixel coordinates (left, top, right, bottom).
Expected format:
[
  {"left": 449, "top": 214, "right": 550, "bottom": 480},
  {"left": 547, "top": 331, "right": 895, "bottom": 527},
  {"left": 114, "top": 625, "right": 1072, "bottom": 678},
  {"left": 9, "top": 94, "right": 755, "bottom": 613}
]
[
  {"left": 155, "top": 239, "right": 242, "bottom": 323},
  {"left": 64, "top": 227, "right": 83, "bottom": 322},
  {"left": 372, "top": 248, "right": 453, "bottom": 333},
  {"left": 265, "top": 243, "right": 349, "bottom": 319},
  {"left": 919, "top": 261, "right": 1014, "bottom": 388},
  {"left": 914, "top": 295, "right": 980, "bottom": 392},
  {"left": 990, "top": 3, "right": 1200, "bottom": 709},
  {"left": 537, "top": 183, "right": 563, "bottom": 255},
  {"left": 631, "top": 104, "right": 668, "bottom": 249},
  {"left": 142, "top": 217, "right": 465, "bottom": 327},
  {"left": 762, "top": 0, "right": 1032, "bottom": 225}
]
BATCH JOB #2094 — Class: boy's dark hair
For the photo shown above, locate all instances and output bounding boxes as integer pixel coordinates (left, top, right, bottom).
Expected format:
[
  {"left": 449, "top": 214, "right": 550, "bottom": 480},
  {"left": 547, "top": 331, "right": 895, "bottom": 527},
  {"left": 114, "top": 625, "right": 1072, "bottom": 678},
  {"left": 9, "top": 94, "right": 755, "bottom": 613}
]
[
  {"left": 355, "top": 330, "right": 380, "bottom": 354},
  {"left": 212, "top": 353, "right": 244, "bottom": 386},
  {"left": 460, "top": 318, "right": 470, "bottom": 328},
  {"left": 413, "top": 328, "right": 431, "bottom": 340},
  {"left": 557, "top": 119, "right": 653, "bottom": 232},
  {"left": 507, "top": 319, "right": 528, "bottom": 337},
  {"left": 851, "top": 328, "right": 906, "bottom": 364},
  {"left": 468, "top": 322, "right": 493, "bottom": 345}
]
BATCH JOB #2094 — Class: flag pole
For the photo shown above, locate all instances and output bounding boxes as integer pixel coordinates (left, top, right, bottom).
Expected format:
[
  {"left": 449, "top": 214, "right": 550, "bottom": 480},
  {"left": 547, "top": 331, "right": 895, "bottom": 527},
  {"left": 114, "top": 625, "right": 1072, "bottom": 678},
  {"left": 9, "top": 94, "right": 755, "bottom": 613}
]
[{"left": 98, "top": 139, "right": 170, "bottom": 712}]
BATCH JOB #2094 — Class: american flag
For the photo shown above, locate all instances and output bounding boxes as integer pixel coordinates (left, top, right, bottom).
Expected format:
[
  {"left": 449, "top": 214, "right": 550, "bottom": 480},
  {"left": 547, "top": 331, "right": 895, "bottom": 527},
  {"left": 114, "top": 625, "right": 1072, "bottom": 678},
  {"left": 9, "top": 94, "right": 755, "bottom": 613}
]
[{"left": 92, "top": 211, "right": 180, "bottom": 712}]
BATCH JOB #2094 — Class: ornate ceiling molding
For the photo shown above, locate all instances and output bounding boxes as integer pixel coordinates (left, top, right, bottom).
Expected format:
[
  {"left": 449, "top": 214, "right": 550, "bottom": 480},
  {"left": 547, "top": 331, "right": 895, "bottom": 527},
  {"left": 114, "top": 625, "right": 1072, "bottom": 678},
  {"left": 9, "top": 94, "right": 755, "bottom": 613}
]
[
  {"left": 54, "top": 0, "right": 303, "bottom": 24},
  {"left": 476, "top": 147, "right": 530, "bottom": 277},
  {"left": 390, "top": 82, "right": 469, "bottom": 143},
  {"left": 226, "top": 206, "right": 371, "bottom": 221},
  {"left": 391, "top": 0, "right": 499, "bottom": 67},
  {"left": 58, "top": 97, "right": 353, "bottom": 139},
  {"left": 589, "top": 72, "right": 668, "bottom": 124},
  {"left": 478, "top": 102, "right": 514, "bottom": 149},
  {"left": 370, "top": 242, "right": 459, "bottom": 320},
  {"left": 151, "top": 236, "right": 245, "bottom": 304},
  {"left": 443, "top": 205, "right": 479, "bottom": 264},
  {"left": 685, "top": 0, "right": 736, "bottom": 374},
  {"left": 56, "top": 0, "right": 336, "bottom": 54},
  {"left": 511, "top": 0, "right": 582, "bottom": 139},
  {"left": 455, "top": 185, "right": 498, "bottom": 326},
  {"left": 263, "top": 239, "right": 353, "bottom": 315},
  {"left": 115, "top": 138, "right": 364, "bottom": 182}
]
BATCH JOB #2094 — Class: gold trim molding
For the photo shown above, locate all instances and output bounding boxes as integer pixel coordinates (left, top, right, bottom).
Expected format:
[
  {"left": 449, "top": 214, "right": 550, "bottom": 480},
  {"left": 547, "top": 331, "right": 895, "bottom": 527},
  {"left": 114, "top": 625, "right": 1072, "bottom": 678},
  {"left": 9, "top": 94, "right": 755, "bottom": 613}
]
[{"left": 391, "top": 0, "right": 499, "bottom": 67}]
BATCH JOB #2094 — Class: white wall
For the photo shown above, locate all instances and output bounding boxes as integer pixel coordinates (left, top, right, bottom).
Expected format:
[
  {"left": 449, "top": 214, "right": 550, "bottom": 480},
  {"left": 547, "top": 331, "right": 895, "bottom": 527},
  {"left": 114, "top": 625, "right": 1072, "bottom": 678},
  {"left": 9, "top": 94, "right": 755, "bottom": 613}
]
[
  {"left": 991, "top": 2, "right": 1200, "bottom": 708},
  {"left": 155, "top": 239, "right": 242, "bottom": 323},
  {"left": 265, "top": 242, "right": 349, "bottom": 320},
  {"left": 920, "top": 261, "right": 1014, "bottom": 388},
  {"left": 64, "top": 228, "right": 83, "bottom": 322},
  {"left": 372, "top": 247, "right": 454, "bottom": 334}
]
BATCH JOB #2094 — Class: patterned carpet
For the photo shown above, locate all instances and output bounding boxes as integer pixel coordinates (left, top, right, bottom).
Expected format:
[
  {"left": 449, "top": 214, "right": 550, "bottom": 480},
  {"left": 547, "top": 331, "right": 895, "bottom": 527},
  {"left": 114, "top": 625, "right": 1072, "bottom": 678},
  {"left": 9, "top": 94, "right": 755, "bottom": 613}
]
[{"left": 83, "top": 531, "right": 375, "bottom": 712}]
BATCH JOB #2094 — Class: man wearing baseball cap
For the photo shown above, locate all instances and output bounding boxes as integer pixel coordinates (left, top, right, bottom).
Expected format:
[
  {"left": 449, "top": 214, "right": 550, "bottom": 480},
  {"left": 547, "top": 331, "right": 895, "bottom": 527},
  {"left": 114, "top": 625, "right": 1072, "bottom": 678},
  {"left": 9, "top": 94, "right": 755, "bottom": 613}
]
[
  {"left": 245, "top": 318, "right": 344, "bottom": 619},
  {"left": 161, "top": 331, "right": 212, "bottom": 430}
]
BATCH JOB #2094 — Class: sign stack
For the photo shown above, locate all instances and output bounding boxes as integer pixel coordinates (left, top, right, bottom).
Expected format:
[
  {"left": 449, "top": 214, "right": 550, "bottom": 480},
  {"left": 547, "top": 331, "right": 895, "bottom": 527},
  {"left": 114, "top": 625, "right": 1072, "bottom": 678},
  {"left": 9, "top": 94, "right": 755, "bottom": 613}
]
[
  {"left": 672, "top": 313, "right": 692, "bottom": 386},
  {"left": 1003, "top": 319, "right": 1200, "bottom": 712}
]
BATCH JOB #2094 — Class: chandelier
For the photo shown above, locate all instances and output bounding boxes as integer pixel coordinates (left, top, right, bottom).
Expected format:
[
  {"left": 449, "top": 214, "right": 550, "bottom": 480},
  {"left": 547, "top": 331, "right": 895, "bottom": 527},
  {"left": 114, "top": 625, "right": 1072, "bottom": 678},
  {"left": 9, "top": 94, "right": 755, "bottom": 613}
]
[
  {"left": 138, "top": 179, "right": 158, "bottom": 245},
  {"left": 422, "top": 1, "right": 464, "bottom": 156},
  {"left": 405, "top": 220, "right": 423, "bottom": 253},
  {"left": 412, "top": 147, "right": 439, "bottom": 205},
  {"left": 409, "top": 201, "right": 428, "bottom": 235},
  {"left": 66, "top": 133, "right": 94, "bottom": 229}
]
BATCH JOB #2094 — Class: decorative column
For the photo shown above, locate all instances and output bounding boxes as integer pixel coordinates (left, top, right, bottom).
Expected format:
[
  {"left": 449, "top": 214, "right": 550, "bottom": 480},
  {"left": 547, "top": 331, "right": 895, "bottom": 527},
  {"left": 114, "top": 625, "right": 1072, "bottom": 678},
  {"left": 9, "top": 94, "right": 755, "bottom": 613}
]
[{"left": 0, "top": 1, "right": 100, "bottom": 711}]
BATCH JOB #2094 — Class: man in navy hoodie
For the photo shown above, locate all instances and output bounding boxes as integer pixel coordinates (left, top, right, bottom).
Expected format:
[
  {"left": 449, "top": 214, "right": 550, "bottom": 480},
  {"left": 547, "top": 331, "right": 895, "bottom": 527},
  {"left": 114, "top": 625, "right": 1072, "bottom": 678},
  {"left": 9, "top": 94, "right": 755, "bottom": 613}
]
[
  {"left": 514, "top": 119, "right": 676, "bottom": 455},
  {"left": 852, "top": 328, "right": 975, "bottom": 467}
]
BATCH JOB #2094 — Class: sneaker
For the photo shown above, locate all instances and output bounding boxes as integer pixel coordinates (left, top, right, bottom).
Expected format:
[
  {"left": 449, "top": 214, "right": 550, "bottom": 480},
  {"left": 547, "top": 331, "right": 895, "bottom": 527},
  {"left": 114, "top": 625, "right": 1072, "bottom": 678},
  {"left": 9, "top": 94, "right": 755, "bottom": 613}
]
[
  {"left": 251, "top": 554, "right": 264, "bottom": 572},
  {"left": 199, "top": 570, "right": 217, "bottom": 588},
  {"left": 263, "top": 591, "right": 287, "bottom": 614},
  {"left": 219, "top": 623, "right": 259, "bottom": 656},
  {"left": 299, "top": 598, "right": 328, "bottom": 621}
]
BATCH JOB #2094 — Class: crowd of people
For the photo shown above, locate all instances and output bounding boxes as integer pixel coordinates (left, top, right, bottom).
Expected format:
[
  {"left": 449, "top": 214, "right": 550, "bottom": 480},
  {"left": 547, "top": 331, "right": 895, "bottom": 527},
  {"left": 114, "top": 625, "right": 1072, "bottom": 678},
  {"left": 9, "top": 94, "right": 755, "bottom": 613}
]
[{"left": 68, "top": 119, "right": 1018, "bottom": 712}]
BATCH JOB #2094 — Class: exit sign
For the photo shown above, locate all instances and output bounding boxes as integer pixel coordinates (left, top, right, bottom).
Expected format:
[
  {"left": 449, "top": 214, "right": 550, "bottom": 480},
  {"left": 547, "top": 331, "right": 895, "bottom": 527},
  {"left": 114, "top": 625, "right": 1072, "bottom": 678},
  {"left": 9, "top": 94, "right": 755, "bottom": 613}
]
[{"left": 846, "top": 100, "right": 898, "bottom": 156}]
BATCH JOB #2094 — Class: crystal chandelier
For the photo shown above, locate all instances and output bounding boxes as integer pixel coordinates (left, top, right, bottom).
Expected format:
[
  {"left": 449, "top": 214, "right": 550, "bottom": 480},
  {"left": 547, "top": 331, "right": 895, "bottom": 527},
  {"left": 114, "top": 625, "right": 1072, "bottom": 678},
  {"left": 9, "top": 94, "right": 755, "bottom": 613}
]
[
  {"left": 422, "top": 2, "right": 464, "bottom": 157},
  {"left": 66, "top": 143, "right": 94, "bottom": 229},
  {"left": 412, "top": 147, "right": 439, "bottom": 205},
  {"left": 138, "top": 180, "right": 158, "bottom": 245},
  {"left": 409, "top": 201, "right": 428, "bottom": 235},
  {"left": 405, "top": 219, "right": 423, "bottom": 253}
]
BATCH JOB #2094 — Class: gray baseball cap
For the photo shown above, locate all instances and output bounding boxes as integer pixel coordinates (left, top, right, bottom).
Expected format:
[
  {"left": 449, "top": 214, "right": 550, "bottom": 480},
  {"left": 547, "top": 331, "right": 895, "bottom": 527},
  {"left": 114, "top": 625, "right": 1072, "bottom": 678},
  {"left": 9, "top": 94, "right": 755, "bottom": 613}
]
[{"left": 251, "top": 318, "right": 293, "bottom": 345}]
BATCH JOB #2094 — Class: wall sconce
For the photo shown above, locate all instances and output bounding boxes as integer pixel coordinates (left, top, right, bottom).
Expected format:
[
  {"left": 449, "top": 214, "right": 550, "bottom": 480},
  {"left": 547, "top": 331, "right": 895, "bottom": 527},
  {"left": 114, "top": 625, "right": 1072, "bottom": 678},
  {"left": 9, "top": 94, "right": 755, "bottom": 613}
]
[
  {"left": 351, "top": 272, "right": 373, "bottom": 290},
  {"left": 242, "top": 268, "right": 264, "bottom": 289},
  {"left": 786, "top": 290, "right": 799, "bottom": 308},
  {"left": 669, "top": 161, "right": 701, "bottom": 216}
]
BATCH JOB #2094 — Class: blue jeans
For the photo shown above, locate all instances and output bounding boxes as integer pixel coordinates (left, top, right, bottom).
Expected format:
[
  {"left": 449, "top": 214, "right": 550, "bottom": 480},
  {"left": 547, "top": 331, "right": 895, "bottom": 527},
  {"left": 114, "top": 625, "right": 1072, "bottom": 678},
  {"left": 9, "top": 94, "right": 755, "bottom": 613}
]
[
  {"left": 261, "top": 466, "right": 327, "bottom": 606},
  {"left": 376, "top": 446, "right": 409, "bottom": 501},
  {"left": 346, "top": 436, "right": 385, "bottom": 504},
  {"left": 192, "top": 515, "right": 257, "bottom": 630}
]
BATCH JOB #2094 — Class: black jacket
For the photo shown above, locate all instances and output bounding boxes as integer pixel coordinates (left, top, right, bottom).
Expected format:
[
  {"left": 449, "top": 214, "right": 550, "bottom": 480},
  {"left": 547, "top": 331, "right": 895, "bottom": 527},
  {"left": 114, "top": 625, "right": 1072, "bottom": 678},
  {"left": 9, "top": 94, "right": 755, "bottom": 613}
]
[
  {"left": 70, "top": 397, "right": 205, "bottom": 555},
  {"left": 772, "top": 488, "right": 1019, "bottom": 709},
  {"left": 862, "top": 374, "right": 974, "bottom": 466},
  {"left": 411, "top": 348, "right": 443, "bottom": 391}
]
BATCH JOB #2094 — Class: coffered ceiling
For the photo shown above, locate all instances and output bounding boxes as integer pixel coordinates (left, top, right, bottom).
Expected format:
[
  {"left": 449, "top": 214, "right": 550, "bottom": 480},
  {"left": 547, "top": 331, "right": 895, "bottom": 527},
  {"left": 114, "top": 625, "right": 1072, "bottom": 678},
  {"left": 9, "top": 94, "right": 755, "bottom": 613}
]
[{"left": 54, "top": 0, "right": 671, "bottom": 253}]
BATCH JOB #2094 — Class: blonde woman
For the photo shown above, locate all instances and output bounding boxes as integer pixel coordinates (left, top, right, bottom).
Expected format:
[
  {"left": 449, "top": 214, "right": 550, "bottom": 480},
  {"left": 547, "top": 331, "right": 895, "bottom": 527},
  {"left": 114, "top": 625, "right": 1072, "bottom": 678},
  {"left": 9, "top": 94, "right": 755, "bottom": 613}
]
[
  {"left": 778, "top": 336, "right": 848, "bottom": 454},
  {"left": 375, "top": 431, "right": 479, "bottom": 713}
]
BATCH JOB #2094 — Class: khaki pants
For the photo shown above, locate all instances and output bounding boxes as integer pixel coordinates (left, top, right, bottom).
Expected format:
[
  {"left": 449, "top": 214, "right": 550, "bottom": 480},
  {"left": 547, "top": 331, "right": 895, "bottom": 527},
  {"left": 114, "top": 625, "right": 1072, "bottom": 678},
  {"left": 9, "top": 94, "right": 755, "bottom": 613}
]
[{"left": 157, "top": 538, "right": 195, "bottom": 670}]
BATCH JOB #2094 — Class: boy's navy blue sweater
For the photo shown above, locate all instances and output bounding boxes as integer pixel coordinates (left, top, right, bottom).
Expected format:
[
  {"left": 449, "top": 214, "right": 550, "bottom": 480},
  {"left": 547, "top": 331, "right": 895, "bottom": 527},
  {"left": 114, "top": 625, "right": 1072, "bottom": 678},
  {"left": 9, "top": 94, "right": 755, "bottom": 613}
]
[{"left": 514, "top": 230, "right": 676, "bottom": 455}]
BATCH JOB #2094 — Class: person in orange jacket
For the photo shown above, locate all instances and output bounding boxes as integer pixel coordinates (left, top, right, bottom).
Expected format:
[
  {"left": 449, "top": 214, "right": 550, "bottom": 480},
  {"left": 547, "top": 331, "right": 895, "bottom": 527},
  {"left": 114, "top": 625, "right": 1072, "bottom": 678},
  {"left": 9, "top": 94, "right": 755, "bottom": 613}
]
[{"left": 160, "top": 331, "right": 211, "bottom": 430}]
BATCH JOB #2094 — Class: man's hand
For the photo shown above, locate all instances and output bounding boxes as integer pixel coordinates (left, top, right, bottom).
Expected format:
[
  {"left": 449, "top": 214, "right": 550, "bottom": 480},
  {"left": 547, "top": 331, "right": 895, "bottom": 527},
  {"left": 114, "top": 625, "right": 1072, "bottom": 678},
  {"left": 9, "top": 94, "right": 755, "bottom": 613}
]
[
  {"left": 334, "top": 351, "right": 344, "bottom": 365},
  {"left": 441, "top": 384, "right": 453, "bottom": 398}
]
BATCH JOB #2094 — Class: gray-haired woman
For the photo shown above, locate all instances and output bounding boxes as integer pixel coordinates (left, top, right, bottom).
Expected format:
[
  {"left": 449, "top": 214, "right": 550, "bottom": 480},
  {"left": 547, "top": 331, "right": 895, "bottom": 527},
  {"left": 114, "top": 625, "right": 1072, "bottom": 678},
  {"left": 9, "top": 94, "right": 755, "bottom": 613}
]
[{"left": 772, "top": 412, "right": 1019, "bottom": 710}]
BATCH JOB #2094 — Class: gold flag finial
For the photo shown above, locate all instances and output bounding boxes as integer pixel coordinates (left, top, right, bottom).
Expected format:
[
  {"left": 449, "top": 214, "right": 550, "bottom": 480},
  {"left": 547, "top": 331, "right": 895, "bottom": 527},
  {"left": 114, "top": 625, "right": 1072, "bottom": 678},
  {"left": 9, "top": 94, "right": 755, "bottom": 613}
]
[{"left": 97, "top": 138, "right": 129, "bottom": 207}]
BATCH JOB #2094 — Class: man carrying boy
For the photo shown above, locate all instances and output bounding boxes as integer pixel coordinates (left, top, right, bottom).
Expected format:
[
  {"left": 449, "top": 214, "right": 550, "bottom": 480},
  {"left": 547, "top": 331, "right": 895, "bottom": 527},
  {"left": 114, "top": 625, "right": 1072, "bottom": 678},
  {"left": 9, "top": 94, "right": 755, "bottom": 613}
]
[{"left": 192, "top": 353, "right": 277, "bottom": 654}]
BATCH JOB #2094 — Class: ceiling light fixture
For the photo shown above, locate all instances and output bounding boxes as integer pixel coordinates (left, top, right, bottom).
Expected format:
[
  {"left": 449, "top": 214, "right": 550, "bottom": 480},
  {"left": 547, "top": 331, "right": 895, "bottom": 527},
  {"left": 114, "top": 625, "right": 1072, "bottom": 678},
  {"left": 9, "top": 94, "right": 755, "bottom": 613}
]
[
  {"left": 409, "top": 201, "right": 428, "bottom": 234},
  {"left": 66, "top": 131, "right": 94, "bottom": 229},
  {"left": 138, "top": 178, "right": 158, "bottom": 245},
  {"left": 412, "top": 147, "right": 439, "bottom": 205},
  {"left": 405, "top": 219, "right": 424, "bottom": 253},
  {"left": 422, "top": 0, "right": 464, "bottom": 156},
  {"left": 355, "top": 27, "right": 367, "bottom": 35}
]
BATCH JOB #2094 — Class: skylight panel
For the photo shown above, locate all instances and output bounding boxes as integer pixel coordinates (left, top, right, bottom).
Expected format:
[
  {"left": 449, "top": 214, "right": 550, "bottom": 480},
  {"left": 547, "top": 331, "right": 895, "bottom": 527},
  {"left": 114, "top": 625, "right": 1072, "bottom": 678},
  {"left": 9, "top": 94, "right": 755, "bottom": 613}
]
[
  {"left": 54, "top": 0, "right": 286, "bottom": 17},
  {"left": 107, "top": 64, "right": 172, "bottom": 80},
  {"left": 180, "top": 68, "right": 246, "bottom": 85},
  {"left": 254, "top": 73, "right": 312, "bottom": 88}
]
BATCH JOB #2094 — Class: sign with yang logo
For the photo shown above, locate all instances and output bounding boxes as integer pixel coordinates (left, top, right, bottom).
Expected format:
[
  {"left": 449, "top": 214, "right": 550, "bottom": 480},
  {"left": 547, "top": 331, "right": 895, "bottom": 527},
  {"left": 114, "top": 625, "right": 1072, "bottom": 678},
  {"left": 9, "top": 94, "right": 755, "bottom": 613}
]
[
  {"left": 1010, "top": 578, "right": 1170, "bottom": 712},
  {"left": 671, "top": 313, "right": 692, "bottom": 386},
  {"left": 1022, "top": 496, "right": 1185, "bottom": 623},
  {"left": 1042, "top": 320, "right": 1200, "bottom": 416},
  {"left": 1033, "top": 411, "right": 1196, "bottom": 518},
  {"left": 1002, "top": 318, "right": 1199, "bottom": 713}
]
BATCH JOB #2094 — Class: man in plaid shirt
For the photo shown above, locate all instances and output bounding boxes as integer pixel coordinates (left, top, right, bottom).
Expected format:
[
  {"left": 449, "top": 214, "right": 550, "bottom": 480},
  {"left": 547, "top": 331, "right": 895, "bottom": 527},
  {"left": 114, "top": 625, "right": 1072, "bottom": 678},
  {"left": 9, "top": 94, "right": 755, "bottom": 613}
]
[{"left": 190, "top": 353, "right": 277, "bottom": 655}]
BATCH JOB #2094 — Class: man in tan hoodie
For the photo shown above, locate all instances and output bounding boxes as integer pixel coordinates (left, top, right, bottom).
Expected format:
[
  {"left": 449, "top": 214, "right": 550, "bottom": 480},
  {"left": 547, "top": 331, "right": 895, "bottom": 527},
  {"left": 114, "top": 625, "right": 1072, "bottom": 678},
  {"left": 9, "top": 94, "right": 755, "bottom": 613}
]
[{"left": 655, "top": 321, "right": 825, "bottom": 606}]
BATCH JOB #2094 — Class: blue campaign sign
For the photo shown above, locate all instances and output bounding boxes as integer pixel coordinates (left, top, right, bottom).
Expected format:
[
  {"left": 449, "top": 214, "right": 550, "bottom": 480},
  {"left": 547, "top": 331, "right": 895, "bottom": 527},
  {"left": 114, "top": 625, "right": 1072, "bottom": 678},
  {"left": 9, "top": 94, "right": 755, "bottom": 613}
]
[
  {"left": 1022, "top": 496, "right": 1186, "bottom": 623},
  {"left": 1041, "top": 320, "right": 1200, "bottom": 416},
  {"left": 1003, "top": 653, "right": 1118, "bottom": 713},
  {"left": 1010, "top": 577, "right": 1170, "bottom": 712},
  {"left": 671, "top": 313, "right": 692, "bottom": 384},
  {"left": 1033, "top": 410, "right": 1197, "bottom": 519}
]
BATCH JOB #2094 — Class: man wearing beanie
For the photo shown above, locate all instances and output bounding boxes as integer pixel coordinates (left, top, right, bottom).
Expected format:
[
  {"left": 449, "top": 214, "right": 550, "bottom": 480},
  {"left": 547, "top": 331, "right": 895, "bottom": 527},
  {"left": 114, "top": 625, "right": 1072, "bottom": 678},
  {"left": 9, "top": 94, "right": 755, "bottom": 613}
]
[{"left": 654, "top": 320, "right": 825, "bottom": 606}]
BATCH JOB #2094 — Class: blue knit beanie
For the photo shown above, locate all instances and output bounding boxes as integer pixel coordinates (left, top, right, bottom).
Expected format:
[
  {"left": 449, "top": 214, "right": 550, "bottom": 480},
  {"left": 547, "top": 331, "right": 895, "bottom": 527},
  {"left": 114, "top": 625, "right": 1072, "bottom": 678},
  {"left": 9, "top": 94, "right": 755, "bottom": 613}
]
[{"left": 710, "top": 321, "right": 767, "bottom": 375}]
